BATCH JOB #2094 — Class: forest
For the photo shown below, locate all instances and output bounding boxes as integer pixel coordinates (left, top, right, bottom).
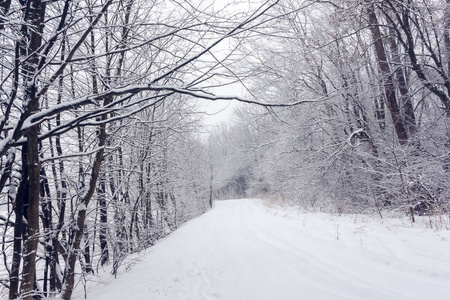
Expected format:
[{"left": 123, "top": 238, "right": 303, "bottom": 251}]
[{"left": 0, "top": 0, "right": 449, "bottom": 299}]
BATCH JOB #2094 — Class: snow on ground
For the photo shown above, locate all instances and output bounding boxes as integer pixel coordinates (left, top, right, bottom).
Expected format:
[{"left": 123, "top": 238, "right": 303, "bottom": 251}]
[{"left": 73, "top": 199, "right": 450, "bottom": 300}]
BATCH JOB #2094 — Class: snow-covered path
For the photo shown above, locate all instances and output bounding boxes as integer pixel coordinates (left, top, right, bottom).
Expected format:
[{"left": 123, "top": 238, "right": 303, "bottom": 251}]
[{"left": 79, "top": 199, "right": 450, "bottom": 300}]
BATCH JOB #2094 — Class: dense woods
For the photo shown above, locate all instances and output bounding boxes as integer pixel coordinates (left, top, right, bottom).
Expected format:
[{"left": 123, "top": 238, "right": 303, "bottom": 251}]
[
  {"left": 210, "top": 0, "right": 450, "bottom": 219},
  {"left": 1, "top": 0, "right": 450, "bottom": 299}
]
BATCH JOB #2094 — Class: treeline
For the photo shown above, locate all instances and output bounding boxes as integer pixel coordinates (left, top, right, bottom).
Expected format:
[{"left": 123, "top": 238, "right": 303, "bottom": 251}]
[{"left": 210, "top": 0, "right": 450, "bottom": 219}]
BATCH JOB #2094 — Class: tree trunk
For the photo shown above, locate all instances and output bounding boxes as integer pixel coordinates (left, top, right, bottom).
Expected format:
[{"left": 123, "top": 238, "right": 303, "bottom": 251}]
[
  {"left": 18, "top": 1, "right": 46, "bottom": 298},
  {"left": 21, "top": 125, "right": 41, "bottom": 300},
  {"left": 8, "top": 147, "right": 27, "bottom": 300},
  {"left": 83, "top": 224, "right": 93, "bottom": 274},
  {"left": 386, "top": 20, "right": 416, "bottom": 138},
  {"left": 39, "top": 164, "right": 52, "bottom": 297},
  {"left": 98, "top": 172, "right": 109, "bottom": 265},
  {"left": 61, "top": 61, "right": 110, "bottom": 300},
  {"left": 367, "top": 4, "right": 409, "bottom": 144},
  {"left": 60, "top": 146, "right": 105, "bottom": 300}
]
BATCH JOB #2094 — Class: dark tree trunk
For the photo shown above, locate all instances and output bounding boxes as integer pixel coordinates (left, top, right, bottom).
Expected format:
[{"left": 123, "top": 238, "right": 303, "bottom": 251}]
[
  {"left": 386, "top": 21, "right": 416, "bottom": 137},
  {"left": 61, "top": 51, "right": 111, "bottom": 298},
  {"left": 21, "top": 124, "right": 41, "bottom": 300},
  {"left": 367, "top": 4, "right": 409, "bottom": 144},
  {"left": 19, "top": 1, "right": 46, "bottom": 298},
  {"left": 8, "top": 147, "right": 28, "bottom": 300},
  {"left": 39, "top": 164, "right": 52, "bottom": 297},
  {"left": 83, "top": 224, "right": 93, "bottom": 274},
  {"left": 61, "top": 145, "right": 105, "bottom": 300},
  {"left": 98, "top": 173, "right": 109, "bottom": 266}
]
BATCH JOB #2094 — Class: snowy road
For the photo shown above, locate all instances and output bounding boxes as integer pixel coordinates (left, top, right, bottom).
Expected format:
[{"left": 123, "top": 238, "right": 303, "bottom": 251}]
[{"left": 79, "top": 199, "right": 450, "bottom": 300}]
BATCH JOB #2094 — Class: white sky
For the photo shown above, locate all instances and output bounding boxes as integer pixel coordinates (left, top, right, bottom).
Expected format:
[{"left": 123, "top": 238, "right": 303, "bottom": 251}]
[
  {"left": 192, "top": 0, "right": 265, "bottom": 128},
  {"left": 201, "top": 81, "right": 245, "bottom": 126}
]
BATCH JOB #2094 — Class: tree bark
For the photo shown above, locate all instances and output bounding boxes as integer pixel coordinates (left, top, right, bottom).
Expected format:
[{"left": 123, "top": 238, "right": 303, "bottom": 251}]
[
  {"left": 387, "top": 23, "right": 416, "bottom": 137},
  {"left": 98, "top": 173, "right": 109, "bottom": 266},
  {"left": 20, "top": 125, "right": 41, "bottom": 300},
  {"left": 367, "top": 3, "right": 409, "bottom": 144},
  {"left": 8, "top": 147, "right": 27, "bottom": 300},
  {"left": 18, "top": 1, "right": 46, "bottom": 298},
  {"left": 39, "top": 164, "right": 53, "bottom": 296},
  {"left": 60, "top": 145, "right": 105, "bottom": 300}
]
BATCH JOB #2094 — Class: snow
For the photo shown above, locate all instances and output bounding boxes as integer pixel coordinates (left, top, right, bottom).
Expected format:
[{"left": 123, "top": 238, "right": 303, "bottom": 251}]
[
  {"left": 78, "top": 203, "right": 86, "bottom": 211},
  {"left": 73, "top": 199, "right": 450, "bottom": 300},
  {"left": 0, "top": 135, "right": 13, "bottom": 155}
]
